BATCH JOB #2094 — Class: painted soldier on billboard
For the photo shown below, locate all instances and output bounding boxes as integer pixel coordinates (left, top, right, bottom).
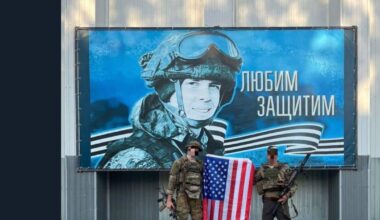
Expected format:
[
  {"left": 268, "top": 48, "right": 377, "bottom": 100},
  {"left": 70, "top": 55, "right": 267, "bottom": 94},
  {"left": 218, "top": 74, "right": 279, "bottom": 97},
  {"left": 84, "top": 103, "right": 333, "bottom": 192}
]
[
  {"left": 78, "top": 28, "right": 357, "bottom": 170},
  {"left": 97, "top": 30, "right": 242, "bottom": 169}
]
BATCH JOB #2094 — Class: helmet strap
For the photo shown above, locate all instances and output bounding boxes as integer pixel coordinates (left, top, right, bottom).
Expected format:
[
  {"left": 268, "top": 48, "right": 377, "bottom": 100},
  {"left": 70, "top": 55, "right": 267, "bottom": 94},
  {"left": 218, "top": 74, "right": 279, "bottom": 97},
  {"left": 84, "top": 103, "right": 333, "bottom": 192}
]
[{"left": 173, "top": 79, "right": 186, "bottom": 118}]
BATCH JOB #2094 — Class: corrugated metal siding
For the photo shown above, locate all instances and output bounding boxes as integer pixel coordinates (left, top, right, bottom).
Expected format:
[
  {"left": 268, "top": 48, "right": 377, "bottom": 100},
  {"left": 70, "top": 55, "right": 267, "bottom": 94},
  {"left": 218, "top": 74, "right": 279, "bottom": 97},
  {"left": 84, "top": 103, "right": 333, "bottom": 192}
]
[
  {"left": 108, "top": 0, "right": 204, "bottom": 27},
  {"left": 61, "top": 0, "right": 95, "bottom": 157},
  {"left": 369, "top": 158, "right": 380, "bottom": 220},
  {"left": 109, "top": 172, "right": 159, "bottom": 220},
  {"left": 65, "top": 156, "right": 97, "bottom": 220},
  {"left": 341, "top": 156, "right": 369, "bottom": 220},
  {"left": 285, "top": 171, "right": 329, "bottom": 220},
  {"left": 96, "top": 0, "right": 109, "bottom": 26},
  {"left": 235, "top": 0, "right": 330, "bottom": 27},
  {"left": 328, "top": 0, "right": 341, "bottom": 26},
  {"left": 61, "top": 158, "right": 68, "bottom": 220},
  {"left": 342, "top": 0, "right": 371, "bottom": 156},
  {"left": 370, "top": 0, "right": 380, "bottom": 158},
  {"left": 204, "top": 0, "right": 235, "bottom": 26}
]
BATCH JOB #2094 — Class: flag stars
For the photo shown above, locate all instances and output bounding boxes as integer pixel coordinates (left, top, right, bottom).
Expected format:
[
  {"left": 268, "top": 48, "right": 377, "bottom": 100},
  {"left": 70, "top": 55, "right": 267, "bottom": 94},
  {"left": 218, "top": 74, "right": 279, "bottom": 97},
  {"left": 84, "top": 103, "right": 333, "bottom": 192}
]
[{"left": 202, "top": 157, "right": 231, "bottom": 200}]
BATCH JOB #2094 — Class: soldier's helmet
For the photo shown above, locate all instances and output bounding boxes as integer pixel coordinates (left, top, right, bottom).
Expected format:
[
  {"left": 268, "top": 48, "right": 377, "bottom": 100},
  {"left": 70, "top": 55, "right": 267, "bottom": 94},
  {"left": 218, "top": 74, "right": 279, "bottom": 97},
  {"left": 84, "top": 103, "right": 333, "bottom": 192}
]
[
  {"left": 267, "top": 146, "right": 278, "bottom": 155},
  {"left": 138, "top": 30, "right": 243, "bottom": 108},
  {"left": 186, "top": 139, "right": 202, "bottom": 152}
]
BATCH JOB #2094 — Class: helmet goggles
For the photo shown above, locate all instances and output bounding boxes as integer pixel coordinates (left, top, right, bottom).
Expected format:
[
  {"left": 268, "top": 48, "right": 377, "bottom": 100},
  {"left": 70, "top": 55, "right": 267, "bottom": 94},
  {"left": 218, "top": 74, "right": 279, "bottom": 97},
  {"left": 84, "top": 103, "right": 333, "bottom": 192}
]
[
  {"left": 176, "top": 31, "right": 241, "bottom": 61},
  {"left": 140, "top": 30, "right": 242, "bottom": 83}
]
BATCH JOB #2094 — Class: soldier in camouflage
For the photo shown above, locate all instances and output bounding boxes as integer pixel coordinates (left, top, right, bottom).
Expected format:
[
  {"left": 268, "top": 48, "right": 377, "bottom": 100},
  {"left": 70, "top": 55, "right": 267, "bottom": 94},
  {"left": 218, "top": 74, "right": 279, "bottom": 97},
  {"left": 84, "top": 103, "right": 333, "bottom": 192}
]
[
  {"left": 97, "top": 30, "right": 242, "bottom": 169},
  {"left": 166, "top": 139, "right": 203, "bottom": 220},
  {"left": 255, "top": 146, "right": 297, "bottom": 220}
]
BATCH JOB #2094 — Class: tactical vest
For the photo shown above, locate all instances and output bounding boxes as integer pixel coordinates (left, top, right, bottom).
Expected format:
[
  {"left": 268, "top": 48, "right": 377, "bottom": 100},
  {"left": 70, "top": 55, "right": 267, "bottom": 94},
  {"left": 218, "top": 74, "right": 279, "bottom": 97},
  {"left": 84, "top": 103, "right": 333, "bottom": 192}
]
[
  {"left": 262, "top": 165, "right": 284, "bottom": 192},
  {"left": 178, "top": 157, "right": 202, "bottom": 199}
]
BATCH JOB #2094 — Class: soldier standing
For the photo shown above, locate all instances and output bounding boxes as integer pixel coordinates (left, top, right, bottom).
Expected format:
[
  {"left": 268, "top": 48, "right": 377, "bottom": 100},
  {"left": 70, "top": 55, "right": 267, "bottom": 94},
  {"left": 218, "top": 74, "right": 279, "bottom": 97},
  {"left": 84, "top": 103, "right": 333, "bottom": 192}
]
[
  {"left": 255, "top": 146, "right": 297, "bottom": 220},
  {"left": 166, "top": 139, "right": 203, "bottom": 220}
]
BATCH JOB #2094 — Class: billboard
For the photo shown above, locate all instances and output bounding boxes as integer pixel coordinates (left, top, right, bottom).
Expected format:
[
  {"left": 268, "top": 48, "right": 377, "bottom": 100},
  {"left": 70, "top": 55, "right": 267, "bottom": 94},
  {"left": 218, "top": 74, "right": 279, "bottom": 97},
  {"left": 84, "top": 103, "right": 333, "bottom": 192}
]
[{"left": 76, "top": 27, "right": 357, "bottom": 170}]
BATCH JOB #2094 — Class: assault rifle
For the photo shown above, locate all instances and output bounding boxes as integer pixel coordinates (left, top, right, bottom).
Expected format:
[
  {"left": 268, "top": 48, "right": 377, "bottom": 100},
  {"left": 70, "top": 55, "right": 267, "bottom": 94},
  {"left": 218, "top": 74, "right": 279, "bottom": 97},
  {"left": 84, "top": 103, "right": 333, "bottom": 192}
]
[
  {"left": 158, "top": 184, "right": 177, "bottom": 219},
  {"left": 271, "top": 153, "right": 311, "bottom": 217}
]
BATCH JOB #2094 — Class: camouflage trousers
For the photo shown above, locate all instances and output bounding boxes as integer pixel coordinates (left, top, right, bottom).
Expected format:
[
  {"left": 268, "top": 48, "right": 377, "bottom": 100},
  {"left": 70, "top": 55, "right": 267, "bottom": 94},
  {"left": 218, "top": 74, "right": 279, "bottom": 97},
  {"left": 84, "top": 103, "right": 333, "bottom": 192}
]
[{"left": 176, "top": 192, "right": 202, "bottom": 220}]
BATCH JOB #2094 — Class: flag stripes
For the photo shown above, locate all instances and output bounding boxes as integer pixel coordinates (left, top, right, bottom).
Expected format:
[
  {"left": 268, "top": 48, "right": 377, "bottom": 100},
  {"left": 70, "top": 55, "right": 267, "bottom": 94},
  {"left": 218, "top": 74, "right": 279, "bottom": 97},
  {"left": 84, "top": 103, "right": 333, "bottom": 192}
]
[{"left": 203, "top": 155, "right": 254, "bottom": 220}]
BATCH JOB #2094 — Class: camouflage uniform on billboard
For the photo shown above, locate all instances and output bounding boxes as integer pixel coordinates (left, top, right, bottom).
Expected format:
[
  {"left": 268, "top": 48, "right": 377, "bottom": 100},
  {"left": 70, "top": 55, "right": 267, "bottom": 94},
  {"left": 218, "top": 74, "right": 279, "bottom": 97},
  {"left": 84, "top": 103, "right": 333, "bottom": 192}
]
[
  {"left": 255, "top": 146, "right": 297, "bottom": 220},
  {"left": 166, "top": 140, "right": 203, "bottom": 220},
  {"left": 97, "top": 30, "right": 242, "bottom": 169}
]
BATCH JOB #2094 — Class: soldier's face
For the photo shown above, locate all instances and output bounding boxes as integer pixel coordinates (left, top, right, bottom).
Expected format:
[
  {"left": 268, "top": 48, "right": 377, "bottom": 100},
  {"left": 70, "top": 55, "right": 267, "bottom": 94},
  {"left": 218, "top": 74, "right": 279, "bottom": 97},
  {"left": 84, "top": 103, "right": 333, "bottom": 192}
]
[
  {"left": 170, "top": 79, "right": 221, "bottom": 120},
  {"left": 188, "top": 147, "right": 199, "bottom": 157},
  {"left": 267, "top": 154, "right": 278, "bottom": 163}
]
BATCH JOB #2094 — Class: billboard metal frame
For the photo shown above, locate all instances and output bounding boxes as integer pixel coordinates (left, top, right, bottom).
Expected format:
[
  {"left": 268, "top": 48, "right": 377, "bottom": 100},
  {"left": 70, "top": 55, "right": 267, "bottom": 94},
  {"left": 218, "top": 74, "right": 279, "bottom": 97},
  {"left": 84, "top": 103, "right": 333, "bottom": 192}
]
[{"left": 74, "top": 26, "right": 357, "bottom": 172}]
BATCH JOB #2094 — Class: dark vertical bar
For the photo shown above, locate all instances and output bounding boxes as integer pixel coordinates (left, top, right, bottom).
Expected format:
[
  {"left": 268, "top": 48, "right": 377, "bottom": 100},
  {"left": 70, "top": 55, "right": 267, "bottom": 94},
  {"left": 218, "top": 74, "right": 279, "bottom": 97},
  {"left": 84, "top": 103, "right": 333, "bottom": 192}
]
[
  {"left": 343, "top": 27, "right": 357, "bottom": 167},
  {"left": 328, "top": 170, "right": 340, "bottom": 220},
  {"left": 97, "top": 172, "right": 108, "bottom": 220},
  {"left": 77, "top": 29, "right": 91, "bottom": 168}
]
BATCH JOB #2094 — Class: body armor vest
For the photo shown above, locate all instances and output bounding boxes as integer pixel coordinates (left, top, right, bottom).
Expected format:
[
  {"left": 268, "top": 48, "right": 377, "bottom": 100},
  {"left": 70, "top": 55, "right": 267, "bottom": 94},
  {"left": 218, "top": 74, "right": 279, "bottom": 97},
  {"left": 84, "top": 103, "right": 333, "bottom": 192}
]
[
  {"left": 262, "top": 166, "right": 283, "bottom": 192},
  {"left": 179, "top": 158, "right": 202, "bottom": 199}
]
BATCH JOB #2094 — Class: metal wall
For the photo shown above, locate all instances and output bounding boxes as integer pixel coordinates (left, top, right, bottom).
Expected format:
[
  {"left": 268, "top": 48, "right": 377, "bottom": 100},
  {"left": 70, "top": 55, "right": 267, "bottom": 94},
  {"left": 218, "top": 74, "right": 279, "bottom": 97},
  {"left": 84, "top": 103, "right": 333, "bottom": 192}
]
[
  {"left": 62, "top": 156, "right": 97, "bottom": 220},
  {"left": 109, "top": 172, "right": 159, "bottom": 220},
  {"left": 341, "top": 156, "right": 369, "bottom": 220},
  {"left": 61, "top": 0, "right": 380, "bottom": 219},
  {"left": 341, "top": 0, "right": 371, "bottom": 157},
  {"left": 235, "top": 0, "right": 335, "bottom": 26},
  {"left": 369, "top": 158, "right": 380, "bottom": 220},
  {"left": 370, "top": 0, "right": 380, "bottom": 159}
]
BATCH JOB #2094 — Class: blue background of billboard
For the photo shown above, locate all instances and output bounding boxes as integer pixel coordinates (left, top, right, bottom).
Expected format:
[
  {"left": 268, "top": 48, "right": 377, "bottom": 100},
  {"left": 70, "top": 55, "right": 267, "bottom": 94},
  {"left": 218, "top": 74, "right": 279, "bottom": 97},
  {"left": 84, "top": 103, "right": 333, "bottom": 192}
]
[{"left": 88, "top": 29, "right": 351, "bottom": 168}]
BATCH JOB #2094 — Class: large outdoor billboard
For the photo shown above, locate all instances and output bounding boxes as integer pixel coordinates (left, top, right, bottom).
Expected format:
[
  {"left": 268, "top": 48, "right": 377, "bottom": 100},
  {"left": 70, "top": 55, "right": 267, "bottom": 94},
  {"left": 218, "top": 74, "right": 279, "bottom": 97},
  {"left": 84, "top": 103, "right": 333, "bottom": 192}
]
[{"left": 76, "top": 27, "right": 357, "bottom": 170}]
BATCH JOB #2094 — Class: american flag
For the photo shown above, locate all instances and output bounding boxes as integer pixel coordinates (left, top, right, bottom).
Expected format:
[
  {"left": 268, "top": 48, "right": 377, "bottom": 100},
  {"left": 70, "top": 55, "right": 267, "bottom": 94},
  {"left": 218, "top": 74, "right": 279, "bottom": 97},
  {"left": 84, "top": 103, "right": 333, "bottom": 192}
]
[{"left": 202, "top": 154, "right": 255, "bottom": 220}]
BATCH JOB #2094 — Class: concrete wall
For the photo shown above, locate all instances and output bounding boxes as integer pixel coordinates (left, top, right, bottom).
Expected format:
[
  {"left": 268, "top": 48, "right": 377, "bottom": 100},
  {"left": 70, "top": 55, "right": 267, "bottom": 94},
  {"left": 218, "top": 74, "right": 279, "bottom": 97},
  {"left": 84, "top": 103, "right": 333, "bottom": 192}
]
[{"left": 61, "top": 0, "right": 380, "bottom": 219}]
